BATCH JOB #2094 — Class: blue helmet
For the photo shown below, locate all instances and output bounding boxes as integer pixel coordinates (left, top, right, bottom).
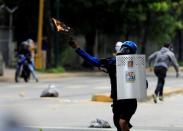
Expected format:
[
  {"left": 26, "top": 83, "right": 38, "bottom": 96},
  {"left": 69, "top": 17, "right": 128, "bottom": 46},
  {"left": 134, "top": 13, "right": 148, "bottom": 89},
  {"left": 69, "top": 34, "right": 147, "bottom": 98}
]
[{"left": 122, "top": 41, "right": 137, "bottom": 54}]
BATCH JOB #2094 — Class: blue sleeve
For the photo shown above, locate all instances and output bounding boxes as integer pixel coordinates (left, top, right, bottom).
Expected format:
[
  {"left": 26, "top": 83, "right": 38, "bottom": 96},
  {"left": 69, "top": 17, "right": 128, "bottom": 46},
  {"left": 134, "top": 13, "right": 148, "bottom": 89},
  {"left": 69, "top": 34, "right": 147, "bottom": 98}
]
[{"left": 75, "top": 48, "right": 101, "bottom": 67}]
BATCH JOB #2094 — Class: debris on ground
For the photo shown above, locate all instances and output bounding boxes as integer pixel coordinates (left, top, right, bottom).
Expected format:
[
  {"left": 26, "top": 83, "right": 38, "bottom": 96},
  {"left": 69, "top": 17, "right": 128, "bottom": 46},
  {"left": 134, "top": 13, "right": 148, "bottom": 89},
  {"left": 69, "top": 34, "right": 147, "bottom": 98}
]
[
  {"left": 40, "top": 84, "right": 59, "bottom": 97},
  {"left": 89, "top": 118, "right": 111, "bottom": 128}
]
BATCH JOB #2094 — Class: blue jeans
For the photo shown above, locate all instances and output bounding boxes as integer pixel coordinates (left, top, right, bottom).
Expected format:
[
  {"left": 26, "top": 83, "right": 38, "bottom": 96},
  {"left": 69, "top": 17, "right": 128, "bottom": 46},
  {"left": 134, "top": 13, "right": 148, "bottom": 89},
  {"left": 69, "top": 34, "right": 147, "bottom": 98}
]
[{"left": 28, "top": 63, "right": 37, "bottom": 80}]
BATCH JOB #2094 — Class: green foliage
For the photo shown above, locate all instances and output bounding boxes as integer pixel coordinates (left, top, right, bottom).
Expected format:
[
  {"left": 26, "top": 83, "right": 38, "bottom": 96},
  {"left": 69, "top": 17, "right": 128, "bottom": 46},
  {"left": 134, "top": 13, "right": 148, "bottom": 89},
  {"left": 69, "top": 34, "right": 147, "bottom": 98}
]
[
  {"left": 149, "top": 14, "right": 176, "bottom": 42},
  {"left": 145, "top": 1, "right": 183, "bottom": 43},
  {"left": 56, "top": 0, "right": 183, "bottom": 62},
  {"left": 175, "top": 21, "right": 183, "bottom": 29},
  {"left": 3, "top": 0, "right": 183, "bottom": 68},
  {"left": 46, "top": 66, "right": 65, "bottom": 73},
  {"left": 149, "top": 2, "right": 170, "bottom": 12},
  {"left": 38, "top": 66, "right": 65, "bottom": 73}
]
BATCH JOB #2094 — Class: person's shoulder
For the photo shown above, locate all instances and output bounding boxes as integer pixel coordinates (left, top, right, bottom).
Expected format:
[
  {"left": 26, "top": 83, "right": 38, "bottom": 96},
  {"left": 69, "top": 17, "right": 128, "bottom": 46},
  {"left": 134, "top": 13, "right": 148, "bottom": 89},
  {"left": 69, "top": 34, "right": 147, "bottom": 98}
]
[
  {"left": 166, "top": 50, "right": 176, "bottom": 59},
  {"left": 166, "top": 49, "right": 175, "bottom": 55}
]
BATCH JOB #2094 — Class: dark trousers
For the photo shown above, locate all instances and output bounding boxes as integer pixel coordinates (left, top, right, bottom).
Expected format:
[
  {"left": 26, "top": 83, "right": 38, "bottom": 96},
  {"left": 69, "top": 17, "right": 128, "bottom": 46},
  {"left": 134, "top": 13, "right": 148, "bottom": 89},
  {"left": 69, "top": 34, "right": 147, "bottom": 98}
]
[
  {"left": 154, "top": 66, "right": 167, "bottom": 96},
  {"left": 112, "top": 99, "right": 137, "bottom": 131}
]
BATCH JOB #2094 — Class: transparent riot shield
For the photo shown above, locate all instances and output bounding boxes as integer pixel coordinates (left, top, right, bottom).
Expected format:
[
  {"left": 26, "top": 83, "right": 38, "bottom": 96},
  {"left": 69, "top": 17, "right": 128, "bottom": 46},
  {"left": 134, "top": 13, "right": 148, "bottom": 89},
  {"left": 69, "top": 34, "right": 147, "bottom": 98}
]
[{"left": 116, "top": 55, "right": 146, "bottom": 100}]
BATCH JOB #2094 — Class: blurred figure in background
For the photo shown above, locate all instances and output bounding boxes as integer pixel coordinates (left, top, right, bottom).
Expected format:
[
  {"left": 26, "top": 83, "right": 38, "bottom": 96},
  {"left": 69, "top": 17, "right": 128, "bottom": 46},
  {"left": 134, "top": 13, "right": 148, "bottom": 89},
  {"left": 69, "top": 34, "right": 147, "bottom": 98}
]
[
  {"left": 26, "top": 38, "right": 36, "bottom": 67},
  {"left": 17, "top": 40, "right": 38, "bottom": 82},
  {"left": 148, "top": 42, "right": 179, "bottom": 103},
  {"left": 26, "top": 39, "right": 38, "bottom": 82}
]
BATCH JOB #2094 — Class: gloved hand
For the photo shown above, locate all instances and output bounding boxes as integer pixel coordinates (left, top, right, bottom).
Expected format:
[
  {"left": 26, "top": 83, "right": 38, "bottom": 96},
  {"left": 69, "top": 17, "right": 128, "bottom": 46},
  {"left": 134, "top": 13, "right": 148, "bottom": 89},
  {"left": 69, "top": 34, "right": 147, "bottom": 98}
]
[
  {"left": 68, "top": 37, "right": 79, "bottom": 49},
  {"left": 176, "top": 72, "right": 179, "bottom": 78}
]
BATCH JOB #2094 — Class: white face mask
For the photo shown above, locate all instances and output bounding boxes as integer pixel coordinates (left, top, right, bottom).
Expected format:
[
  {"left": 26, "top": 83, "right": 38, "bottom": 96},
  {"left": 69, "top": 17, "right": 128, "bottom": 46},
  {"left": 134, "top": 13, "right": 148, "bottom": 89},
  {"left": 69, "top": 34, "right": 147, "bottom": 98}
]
[{"left": 115, "top": 41, "right": 123, "bottom": 53}]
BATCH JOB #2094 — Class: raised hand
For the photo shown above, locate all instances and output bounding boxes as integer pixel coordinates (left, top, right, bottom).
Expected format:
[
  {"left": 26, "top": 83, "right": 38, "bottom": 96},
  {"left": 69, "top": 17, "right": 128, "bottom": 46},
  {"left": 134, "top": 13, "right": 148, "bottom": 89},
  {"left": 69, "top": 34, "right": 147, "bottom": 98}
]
[{"left": 68, "top": 37, "right": 79, "bottom": 49}]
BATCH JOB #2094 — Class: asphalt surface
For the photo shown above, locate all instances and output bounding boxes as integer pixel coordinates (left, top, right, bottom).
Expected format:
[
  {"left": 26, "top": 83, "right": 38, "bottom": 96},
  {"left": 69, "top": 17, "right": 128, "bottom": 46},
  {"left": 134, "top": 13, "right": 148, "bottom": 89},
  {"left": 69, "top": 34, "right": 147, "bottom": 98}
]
[
  {"left": 3, "top": 94, "right": 183, "bottom": 131},
  {"left": 0, "top": 68, "right": 183, "bottom": 131}
]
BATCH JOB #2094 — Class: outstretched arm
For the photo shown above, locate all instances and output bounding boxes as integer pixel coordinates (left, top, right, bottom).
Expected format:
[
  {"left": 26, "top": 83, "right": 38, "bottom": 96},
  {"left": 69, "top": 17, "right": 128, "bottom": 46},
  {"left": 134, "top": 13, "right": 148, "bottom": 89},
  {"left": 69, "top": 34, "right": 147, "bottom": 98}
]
[
  {"left": 169, "top": 52, "right": 179, "bottom": 77},
  {"left": 148, "top": 51, "right": 158, "bottom": 67},
  {"left": 75, "top": 48, "right": 101, "bottom": 67},
  {"left": 69, "top": 39, "right": 101, "bottom": 68}
]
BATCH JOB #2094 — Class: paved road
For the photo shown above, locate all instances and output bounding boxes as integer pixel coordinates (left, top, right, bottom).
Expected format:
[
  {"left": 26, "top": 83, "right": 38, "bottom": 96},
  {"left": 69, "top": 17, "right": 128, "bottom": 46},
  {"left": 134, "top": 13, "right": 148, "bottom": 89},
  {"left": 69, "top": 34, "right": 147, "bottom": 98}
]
[
  {"left": 0, "top": 71, "right": 182, "bottom": 101},
  {"left": 0, "top": 70, "right": 183, "bottom": 131},
  {"left": 0, "top": 75, "right": 110, "bottom": 101},
  {"left": 1, "top": 94, "right": 183, "bottom": 131}
]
